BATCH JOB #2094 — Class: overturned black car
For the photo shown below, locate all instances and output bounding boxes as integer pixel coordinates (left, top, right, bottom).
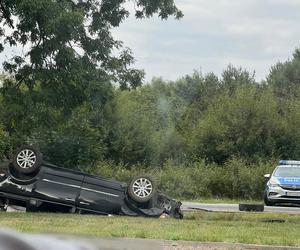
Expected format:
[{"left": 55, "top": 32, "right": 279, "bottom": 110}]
[{"left": 0, "top": 145, "right": 182, "bottom": 218}]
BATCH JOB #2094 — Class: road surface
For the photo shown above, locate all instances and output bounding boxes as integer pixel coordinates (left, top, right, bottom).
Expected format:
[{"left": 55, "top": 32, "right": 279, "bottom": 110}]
[{"left": 182, "top": 202, "right": 300, "bottom": 214}]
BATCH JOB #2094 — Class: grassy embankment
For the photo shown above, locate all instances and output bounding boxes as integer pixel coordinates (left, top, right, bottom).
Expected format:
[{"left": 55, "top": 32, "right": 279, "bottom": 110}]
[{"left": 0, "top": 211, "right": 300, "bottom": 246}]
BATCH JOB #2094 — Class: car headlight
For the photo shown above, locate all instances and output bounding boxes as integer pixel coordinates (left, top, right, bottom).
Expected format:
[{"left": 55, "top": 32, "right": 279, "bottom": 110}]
[
  {"left": 269, "top": 184, "right": 280, "bottom": 188},
  {"left": 268, "top": 177, "right": 280, "bottom": 188}
]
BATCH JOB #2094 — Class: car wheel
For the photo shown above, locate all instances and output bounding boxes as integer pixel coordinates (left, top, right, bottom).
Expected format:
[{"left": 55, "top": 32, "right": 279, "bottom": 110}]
[
  {"left": 264, "top": 192, "right": 275, "bottom": 206},
  {"left": 11, "top": 145, "right": 43, "bottom": 174},
  {"left": 128, "top": 176, "right": 156, "bottom": 203}
]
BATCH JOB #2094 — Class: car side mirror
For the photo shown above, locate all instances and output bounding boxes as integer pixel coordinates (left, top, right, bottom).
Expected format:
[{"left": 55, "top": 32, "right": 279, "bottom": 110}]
[{"left": 264, "top": 174, "right": 271, "bottom": 180}]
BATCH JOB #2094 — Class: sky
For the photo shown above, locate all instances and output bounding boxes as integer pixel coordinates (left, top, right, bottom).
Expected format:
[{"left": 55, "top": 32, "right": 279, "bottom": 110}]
[
  {"left": 113, "top": 0, "right": 300, "bottom": 82},
  {"left": 1, "top": 0, "right": 300, "bottom": 83}
]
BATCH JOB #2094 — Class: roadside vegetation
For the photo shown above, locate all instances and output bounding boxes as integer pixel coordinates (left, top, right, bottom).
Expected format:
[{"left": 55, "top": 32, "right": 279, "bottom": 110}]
[
  {"left": 1, "top": 211, "right": 300, "bottom": 246},
  {"left": 1, "top": 1, "right": 300, "bottom": 201},
  {"left": 87, "top": 158, "right": 275, "bottom": 200}
]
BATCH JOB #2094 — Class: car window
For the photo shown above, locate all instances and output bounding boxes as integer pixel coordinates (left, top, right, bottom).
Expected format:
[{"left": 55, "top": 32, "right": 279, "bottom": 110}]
[{"left": 274, "top": 166, "right": 300, "bottom": 177}]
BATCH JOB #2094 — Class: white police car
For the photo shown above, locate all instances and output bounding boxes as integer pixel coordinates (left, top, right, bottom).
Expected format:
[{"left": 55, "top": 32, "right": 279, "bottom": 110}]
[{"left": 264, "top": 160, "right": 300, "bottom": 206}]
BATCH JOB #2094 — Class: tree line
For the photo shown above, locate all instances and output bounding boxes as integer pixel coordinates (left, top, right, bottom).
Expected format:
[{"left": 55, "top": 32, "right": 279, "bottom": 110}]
[
  {"left": 1, "top": 0, "right": 300, "bottom": 173},
  {"left": 1, "top": 49, "right": 300, "bottom": 170}
]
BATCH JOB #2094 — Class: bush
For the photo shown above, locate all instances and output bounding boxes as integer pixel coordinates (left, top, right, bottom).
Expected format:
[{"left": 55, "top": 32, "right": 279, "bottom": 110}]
[
  {"left": 0, "top": 125, "right": 10, "bottom": 160},
  {"left": 87, "top": 157, "right": 275, "bottom": 200}
]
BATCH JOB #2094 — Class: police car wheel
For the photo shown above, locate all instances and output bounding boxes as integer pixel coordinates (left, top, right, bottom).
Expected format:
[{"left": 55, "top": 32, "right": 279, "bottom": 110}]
[{"left": 264, "top": 192, "right": 275, "bottom": 206}]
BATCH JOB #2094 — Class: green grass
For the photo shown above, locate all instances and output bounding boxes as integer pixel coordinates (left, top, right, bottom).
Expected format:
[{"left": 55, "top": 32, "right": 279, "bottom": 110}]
[
  {"left": 0, "top": 211, "right": 300, "bottom": 246},
  {"left": 185, "top": 198, "right": 263, "bottom": 204}
]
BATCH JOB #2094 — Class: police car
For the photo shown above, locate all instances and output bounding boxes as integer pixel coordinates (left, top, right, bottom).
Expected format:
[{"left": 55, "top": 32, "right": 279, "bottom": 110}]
[{"left": 264, "top": 160, "right": 300, "bottom": 206}]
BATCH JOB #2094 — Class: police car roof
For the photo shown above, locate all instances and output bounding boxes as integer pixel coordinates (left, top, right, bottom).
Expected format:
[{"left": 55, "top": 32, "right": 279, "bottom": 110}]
[{"left": 279, "top": 160, "right": 300, "bottom": 165}]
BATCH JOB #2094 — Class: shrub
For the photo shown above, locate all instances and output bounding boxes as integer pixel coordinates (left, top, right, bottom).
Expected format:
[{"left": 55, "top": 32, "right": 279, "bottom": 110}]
[
  {"left": 0, "top": 125, "right": 10, "bottom": 160},
  {"left": 87, "top": 157, "right": 276, "bottom": 200}
]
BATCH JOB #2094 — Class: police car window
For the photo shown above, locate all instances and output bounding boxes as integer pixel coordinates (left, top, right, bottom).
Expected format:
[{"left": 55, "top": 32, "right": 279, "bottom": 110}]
[{"left": 274, "top": 166, "right": 300, "bottom": 177}]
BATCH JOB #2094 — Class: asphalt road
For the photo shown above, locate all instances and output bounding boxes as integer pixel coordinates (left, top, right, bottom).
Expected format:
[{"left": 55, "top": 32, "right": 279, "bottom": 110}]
[{"left": 182, "top": 202, "right": 300, "bottom": 214}]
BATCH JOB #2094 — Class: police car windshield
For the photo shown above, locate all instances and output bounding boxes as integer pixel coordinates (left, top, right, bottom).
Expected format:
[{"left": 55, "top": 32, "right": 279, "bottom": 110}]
[{"left": 274, "top": 166, "right": 300, "bottom": 177}]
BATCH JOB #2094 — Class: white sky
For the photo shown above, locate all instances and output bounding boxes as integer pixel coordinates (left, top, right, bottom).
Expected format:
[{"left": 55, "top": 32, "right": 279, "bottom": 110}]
[
  {"left": 113, "top": 0, "right": 300, "bottom": 82},
  {"left": 1, "top": 0, "right": 300, "bottom": 83}
]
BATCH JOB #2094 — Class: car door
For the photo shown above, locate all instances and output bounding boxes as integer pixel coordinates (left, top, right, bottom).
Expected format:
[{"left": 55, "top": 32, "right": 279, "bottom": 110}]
[
  {"left": 32, "top": 166, "right": 84, "bottom": 205},
  {"left": 78, "top": 176, "right": 124, "bottom": 214}
]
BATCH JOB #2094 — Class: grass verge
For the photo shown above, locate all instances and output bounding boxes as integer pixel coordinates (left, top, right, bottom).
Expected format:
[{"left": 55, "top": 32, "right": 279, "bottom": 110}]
[
  {"left": 185, "top": 198, "right": 263, "bottom": 204},
  {"left": 0, "top": 211, "right": 300, "bottom": 246}
]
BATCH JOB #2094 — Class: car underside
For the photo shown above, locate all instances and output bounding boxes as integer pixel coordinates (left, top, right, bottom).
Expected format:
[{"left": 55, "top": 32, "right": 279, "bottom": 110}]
[{"left": 0, "top": 145, "right": 183, "bottom": 219}]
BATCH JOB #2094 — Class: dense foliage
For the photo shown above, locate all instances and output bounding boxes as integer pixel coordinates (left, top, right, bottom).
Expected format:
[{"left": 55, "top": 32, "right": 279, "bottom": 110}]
[
  {"left": 1, "top": 1, "right": 300, "bottom": 199},
  {"left": 2, "top": 50, "right": 300, "bottom": 198},
  {"left": 87, "top": 158, "right": 275, "bottom": 199},
  {"left": 0, "top": 0, "right": 182, "bottom": 166}
]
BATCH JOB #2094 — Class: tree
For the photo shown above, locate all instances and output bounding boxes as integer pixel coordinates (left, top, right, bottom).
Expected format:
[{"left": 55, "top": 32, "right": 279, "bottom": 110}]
[
  {"left": 107, "top": 78, "right": 187, "bottom": 166},
  {"left": 0, "top": 124, "right": 10, "bottom": 160},
  {"left": 221, "top": 65, "right": 256, "bottom": 95},
  {"left": 189, "top": 85, "right": 281, "bottom": 163},
  {"left": 175, "top": 71, "right": 220, "bottom": 139},
  {"left": 29, "top": 103, "right": 108, "bottom": 168},
  {"left": 0, "top": 0, "right": 182, "bottom": 95},
  {"left": 0, "top": 0, "right": 182, "bottom": 167},
  {"left": 275, "top": 99, "right": 300, "bottom": 160},
  {"left": 267, "top": 49, "right": 300, "bottom": 100}
]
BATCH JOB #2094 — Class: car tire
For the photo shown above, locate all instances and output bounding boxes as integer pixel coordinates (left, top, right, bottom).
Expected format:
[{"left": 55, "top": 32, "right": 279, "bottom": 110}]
[
  {"left": 11, "top": 145, "right": 43, "bottom": 174},
  {"left": 128, "top": 176, "right": 156, "bottom": 203},
  {"left": 239, "top": 203, "right": 264, "bottom": 212},
  {"left": 264, "top": 192, "right": 275, "bottom": 206}
]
